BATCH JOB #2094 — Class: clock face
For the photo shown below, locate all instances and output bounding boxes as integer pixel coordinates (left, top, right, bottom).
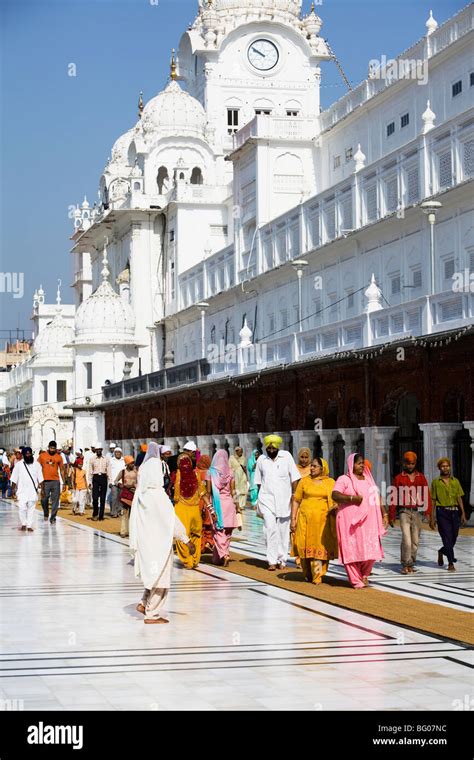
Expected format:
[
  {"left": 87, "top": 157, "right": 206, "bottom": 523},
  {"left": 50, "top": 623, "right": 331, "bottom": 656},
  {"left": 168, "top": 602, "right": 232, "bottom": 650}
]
[{"left": 247, "top": 39, "right": 279, "bottom": 72}]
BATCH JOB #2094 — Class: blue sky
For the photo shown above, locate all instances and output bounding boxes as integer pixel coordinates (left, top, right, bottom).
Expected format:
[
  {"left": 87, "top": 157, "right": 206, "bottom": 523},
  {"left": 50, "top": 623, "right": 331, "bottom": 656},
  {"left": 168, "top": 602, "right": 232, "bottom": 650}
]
[{"left": 0, "top": 0, "right": 462, "bottom": 336}]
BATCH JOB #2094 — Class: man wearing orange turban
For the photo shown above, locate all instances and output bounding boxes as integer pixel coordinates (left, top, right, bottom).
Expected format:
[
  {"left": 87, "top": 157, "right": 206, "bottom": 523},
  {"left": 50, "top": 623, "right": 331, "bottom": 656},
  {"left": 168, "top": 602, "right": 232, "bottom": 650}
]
[{"left": 389, "top": 450, "right": 433, "bottom": 574}]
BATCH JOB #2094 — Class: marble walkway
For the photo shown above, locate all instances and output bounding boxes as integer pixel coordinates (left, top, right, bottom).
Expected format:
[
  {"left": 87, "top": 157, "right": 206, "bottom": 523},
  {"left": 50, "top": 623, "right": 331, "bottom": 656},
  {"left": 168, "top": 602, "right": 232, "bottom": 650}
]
[{"left": 0, "top": 499, "right": 472, "bottom": 711}]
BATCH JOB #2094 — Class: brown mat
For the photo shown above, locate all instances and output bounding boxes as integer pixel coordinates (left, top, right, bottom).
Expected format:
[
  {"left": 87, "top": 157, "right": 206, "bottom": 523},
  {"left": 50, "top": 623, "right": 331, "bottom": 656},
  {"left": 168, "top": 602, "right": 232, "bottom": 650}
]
[
  {"left": 34, "top": 503, "right": 123, "bottom": 536},
  {"left": 218, "top": 552, "right": 474, "bottom": 646}
]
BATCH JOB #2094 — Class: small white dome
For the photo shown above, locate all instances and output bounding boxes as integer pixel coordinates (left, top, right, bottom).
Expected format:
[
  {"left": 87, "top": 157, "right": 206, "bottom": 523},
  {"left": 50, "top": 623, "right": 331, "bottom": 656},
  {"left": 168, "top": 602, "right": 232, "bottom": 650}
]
[
  {"left": 141, "top": 81, "right": 207, "bottom": 139},
  {"left": 106, "top": 126, "right": 138, "bottom": 172},
  {"left": 74, "top": 280, "right": 136, "bottom": 346},
  {"left": 33, "top": 314, "right": 74, "bottom": 360}
]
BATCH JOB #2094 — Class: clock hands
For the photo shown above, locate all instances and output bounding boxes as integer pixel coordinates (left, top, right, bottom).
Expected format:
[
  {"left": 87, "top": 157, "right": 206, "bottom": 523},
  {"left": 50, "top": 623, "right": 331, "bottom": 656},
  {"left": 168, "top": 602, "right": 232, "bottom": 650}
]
[{"left": 251, "top": 46, "right": 266, "bottom": 58}]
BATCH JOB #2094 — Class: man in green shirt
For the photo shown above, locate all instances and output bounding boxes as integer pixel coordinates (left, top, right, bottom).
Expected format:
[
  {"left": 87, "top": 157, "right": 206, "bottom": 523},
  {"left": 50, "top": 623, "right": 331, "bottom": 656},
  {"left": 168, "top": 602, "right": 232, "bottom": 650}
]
[{"left": 430, "top": 457, "right": 467, "bottom": 572}]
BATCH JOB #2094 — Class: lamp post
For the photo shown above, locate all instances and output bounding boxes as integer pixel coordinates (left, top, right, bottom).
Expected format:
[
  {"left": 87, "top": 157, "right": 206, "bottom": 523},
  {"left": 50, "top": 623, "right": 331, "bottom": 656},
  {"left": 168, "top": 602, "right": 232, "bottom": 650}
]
[
  {"left": 291, "top": 259, "right": 309, "bottom": 332},
  {"left": 421, "top": 200, "right": 442, "bottom": 295},
  {"left": 196, "top": 302, "right": 209, "bottom": 359}
]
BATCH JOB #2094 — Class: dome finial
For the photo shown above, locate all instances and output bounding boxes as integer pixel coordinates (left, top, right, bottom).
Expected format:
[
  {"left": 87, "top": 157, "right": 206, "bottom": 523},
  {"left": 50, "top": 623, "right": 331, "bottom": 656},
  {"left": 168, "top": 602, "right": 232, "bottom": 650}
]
[
  {"left": 102, "top": 237, "right": 110, "bottom": 282},
  {"left": 138, "top": 91, "right": 144, "bottom": 119},
  {"left": 170, "top": 49, "right": 177, "bottom": 81}
]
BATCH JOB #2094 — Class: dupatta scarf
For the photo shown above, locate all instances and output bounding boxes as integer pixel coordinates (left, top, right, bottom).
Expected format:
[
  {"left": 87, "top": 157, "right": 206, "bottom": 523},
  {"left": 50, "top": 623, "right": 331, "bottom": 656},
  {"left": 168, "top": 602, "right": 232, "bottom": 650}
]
[
  {"left": 207, "top": 450, "right": 233, "bottom": 530},
  {"left": 178, "top": 456, "right": 198, "bottom": 499},
  {"left": 344, "top": 452, "right": 380, "bottom": 528}
]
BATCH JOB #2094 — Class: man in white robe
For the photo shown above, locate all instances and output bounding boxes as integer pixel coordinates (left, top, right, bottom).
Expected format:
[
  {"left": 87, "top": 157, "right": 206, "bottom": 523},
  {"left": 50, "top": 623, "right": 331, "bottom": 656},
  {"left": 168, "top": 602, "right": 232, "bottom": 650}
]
[
  {"left": 254, "top": 435, "right": 301, "bottom": 570},
  {"left": 129, "top": 442, "right": 194, "bottom": 624},
  {"left": 10, "top": 447, "right": 43, "bottom": 531}
]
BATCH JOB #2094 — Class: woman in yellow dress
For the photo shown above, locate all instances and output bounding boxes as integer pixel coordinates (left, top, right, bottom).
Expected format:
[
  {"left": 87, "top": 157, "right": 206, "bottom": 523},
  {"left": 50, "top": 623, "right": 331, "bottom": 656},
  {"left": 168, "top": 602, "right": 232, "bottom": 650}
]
[
  {"left": 174, "top": 455, "right": 206, "bottom": 569},
  {"left": 290, "top": 457, "right": 338, "bottom": 584}
]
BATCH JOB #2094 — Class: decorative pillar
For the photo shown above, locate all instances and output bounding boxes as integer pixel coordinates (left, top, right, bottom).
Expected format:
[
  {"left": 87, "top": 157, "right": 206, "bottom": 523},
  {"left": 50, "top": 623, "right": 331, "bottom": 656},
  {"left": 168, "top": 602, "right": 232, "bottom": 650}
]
[
  {"left": 361, "top": 426, "right": 398, "bottom": 489},
  {"left": 316, "top": 428, "right": 339, "bottom": 464},
  {"left": 462, "top": 421, "right": 474, "bottom": 508},
  {"left": 291, "top": 430, "right": 316, "bottom": 456},
  {"left": 339, "top": 428, "right": 362, "bottom": 459},
  {"left": 164, "top": 436, "right": 179, "bottom": 454},
  {"left": 213, "top": 435, "right": 227, "bottom": 451},
  {"left": 196, "top": 435, "right": 215, "bottom": 457},
  {"left": 419, "top": 422, "right": 463, "bottom": 489},
  {"left": 225, "top": 434, "right": 240, "bottom": 452},
  {"left": 239, "top": 433, "right": 261, "bottom": 461},
  {"left": 175, "top": 436, "right": 187, "bottom": 452}
]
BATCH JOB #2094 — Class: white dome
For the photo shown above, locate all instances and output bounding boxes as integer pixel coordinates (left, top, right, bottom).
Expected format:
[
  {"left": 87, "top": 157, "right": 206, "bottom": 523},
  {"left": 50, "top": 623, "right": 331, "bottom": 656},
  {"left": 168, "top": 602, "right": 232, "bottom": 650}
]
[
  {"left": 105, "top": 125, "right": 139, "bottom": 173},
  {"left": 33, "top": 313, "right": 74, "bottom": 361},
  {"left": 74, "top": 279, "right": 136, "bottom": 346},
  {"left": 141, "top": 81, "right": 207, "bottom": 139}
]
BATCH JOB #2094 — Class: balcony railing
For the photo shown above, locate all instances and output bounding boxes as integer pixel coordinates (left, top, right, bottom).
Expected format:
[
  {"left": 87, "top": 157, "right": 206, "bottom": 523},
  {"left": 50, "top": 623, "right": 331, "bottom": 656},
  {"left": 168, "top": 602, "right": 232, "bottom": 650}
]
[{"left": 101, "top": 359, "right": 211, "bottom": 403}]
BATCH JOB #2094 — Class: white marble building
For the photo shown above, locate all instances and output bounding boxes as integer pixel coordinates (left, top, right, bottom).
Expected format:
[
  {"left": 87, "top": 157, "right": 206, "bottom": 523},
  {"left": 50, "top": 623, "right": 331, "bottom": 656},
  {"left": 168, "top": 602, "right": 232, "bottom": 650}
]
[{"left": 0, "top": 2, "right": 473, "bottom": 497}]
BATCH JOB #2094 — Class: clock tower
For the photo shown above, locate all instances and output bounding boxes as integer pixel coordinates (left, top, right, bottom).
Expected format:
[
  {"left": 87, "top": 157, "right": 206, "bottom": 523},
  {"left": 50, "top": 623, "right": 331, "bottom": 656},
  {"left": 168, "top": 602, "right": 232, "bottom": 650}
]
[{"left": 177, "top": 1, "right": 331, "bottom": 153}]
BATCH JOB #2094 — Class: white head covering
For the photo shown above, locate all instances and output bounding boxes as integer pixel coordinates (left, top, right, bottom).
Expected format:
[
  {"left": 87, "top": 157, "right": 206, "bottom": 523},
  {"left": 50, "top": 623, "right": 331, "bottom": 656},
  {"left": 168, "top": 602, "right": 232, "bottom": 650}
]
[
  {"left": 109, "top": 442, "right": 117, "bottom": 449},
  {"left": 94, "top": 443, "right": 103, "bottom": 450},
  {"left": 114, "top": 447, "right": 123, "bottom": 454},
  {"left": 143, "top": 441, "right": 161, "bottom": 464},
  {"left": 183, "top": 441, "right": 197, "bottom": 452},
  {"left": 160, "top": 445, "right": 172, "bottom": 455}
]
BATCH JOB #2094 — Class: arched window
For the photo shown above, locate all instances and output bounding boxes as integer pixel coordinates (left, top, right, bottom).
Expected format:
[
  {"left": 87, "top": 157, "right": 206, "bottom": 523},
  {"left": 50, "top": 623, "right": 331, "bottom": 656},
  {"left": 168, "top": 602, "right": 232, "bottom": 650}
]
[
  {"left": 157, "top": 166, "right": 169, "bottom": 194},
  {"left": 190, "top": 167, "right": 203, "bottom": 185}
]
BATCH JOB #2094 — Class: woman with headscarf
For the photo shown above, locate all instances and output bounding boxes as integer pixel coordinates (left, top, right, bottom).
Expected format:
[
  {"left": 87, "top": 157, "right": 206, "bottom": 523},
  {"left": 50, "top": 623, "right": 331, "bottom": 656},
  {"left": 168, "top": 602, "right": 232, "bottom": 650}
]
[
  {"left": 291, "top": 448, "right": 312, "bottom": 565},
  {"left": 174, "top": 455, "right": 206, "bottom": 569},
  {"left": 290, "top": 457, "right": 338, "bottom": 584},
  {"left": 204, "top": 450, "right": 238, "bottom": 566},
  {"left": 296, "top": 448, "right": 312, "bottom": 478},
  {"left": 115, "top": 456, "right": 138, "bottom": 538},
  {"left": 229, "top": 446, "right": 249, "bottom": 515},
  {"left": 332, "top": 453, "right": 389, "bottom": 589},
  {"left": 129, "top": 442, "right": 194, "bottom": 623},
  {"left": 247, "top": 449, "right": 260, "bottom": 509},
  {"left": 196, "top": 455, "right": 214, "bottom": 554}
]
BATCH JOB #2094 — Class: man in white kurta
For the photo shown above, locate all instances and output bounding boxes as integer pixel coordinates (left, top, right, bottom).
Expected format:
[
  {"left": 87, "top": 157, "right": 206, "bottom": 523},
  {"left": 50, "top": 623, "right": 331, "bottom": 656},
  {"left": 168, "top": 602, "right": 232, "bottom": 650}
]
[
  {"left": 10, "top": 447, "right": 43, "bottom": 531},
  {"left": 129, "top": 442, "right": 194, "bottom": 624},
  {"left": 254, "top": 435, "right": 301, "bottom": 570}
]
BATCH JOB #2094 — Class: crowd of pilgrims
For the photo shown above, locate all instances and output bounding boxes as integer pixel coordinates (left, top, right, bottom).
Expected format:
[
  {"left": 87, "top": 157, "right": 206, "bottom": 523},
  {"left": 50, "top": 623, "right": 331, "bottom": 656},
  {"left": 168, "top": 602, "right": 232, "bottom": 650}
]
[{"left": 0, "top": 436, "right": 467, "bottom": 624}]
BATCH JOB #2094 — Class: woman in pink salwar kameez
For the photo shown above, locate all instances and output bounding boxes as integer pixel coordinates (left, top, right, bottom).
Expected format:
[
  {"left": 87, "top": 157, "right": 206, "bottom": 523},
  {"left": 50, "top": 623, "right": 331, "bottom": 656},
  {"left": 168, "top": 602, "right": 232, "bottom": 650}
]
[
  {"left": 332, "top": 453, "right": 389, "bottom": 588},
  {"left": 204, "top": 450, "right": 238, "bottom": 566}
]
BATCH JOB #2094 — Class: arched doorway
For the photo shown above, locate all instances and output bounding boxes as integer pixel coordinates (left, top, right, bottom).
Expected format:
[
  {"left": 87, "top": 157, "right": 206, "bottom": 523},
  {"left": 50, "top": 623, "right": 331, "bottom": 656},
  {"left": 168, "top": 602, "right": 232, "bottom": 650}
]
[{"left": 391, "top": 393, "right": 423, "bottom": 478}]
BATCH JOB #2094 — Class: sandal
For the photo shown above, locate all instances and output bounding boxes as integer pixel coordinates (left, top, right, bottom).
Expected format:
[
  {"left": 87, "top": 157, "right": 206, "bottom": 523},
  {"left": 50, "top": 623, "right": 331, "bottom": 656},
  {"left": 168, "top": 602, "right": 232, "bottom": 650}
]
[{"left": 401, "top": 567, "right": 410, "bottom": 575}]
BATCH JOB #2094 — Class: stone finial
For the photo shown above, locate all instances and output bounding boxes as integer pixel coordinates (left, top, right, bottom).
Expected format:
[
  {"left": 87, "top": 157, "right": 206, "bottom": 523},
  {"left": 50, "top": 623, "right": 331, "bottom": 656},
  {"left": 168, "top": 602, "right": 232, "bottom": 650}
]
[
  {"left": 102, "top": 238, "right": 110, "bottom": 282},
  {"left": 365, "top": 274, "right": 383, "bottom": 313},
  {"left": 82, "top": 195, "right": 90, "bottom": 209},
  {"left": 239, "top": 318, "right": 253, "bottom": 348},
  {"left": 353, "top": 144, "right": 366, "bottom": 173},
  {"left": 170, "top": 49, "right": 177, "bottom": 81},
  {"left": 37, "top": 285, "right": 45, "bottom": 304},
  {"left": 421, "top": 99, "right": 436, "bottom": 134},
  {"left": 426, "top": 9, "right": 438, "bottom": 35},
  {"left": 138, "top": 91, "right": 144, "bottom": 119}
]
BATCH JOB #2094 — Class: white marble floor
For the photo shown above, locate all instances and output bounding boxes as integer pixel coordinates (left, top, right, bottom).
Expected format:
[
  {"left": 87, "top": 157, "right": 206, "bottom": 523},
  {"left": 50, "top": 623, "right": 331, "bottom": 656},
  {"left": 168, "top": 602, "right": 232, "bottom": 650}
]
[{"left": 0, "top": 499, "right": 472, "bottom": 711}]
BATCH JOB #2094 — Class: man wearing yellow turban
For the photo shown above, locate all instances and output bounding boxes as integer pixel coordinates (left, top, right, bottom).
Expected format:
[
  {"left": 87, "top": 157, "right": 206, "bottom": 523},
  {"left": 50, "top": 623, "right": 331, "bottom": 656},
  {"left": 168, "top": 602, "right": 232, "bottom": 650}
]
[
  {"left": 263, "top": 435, "right": 283, "bottom": 449},
  {"left": 254, "top": 435, "right": 301, "bottom": 570}
]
